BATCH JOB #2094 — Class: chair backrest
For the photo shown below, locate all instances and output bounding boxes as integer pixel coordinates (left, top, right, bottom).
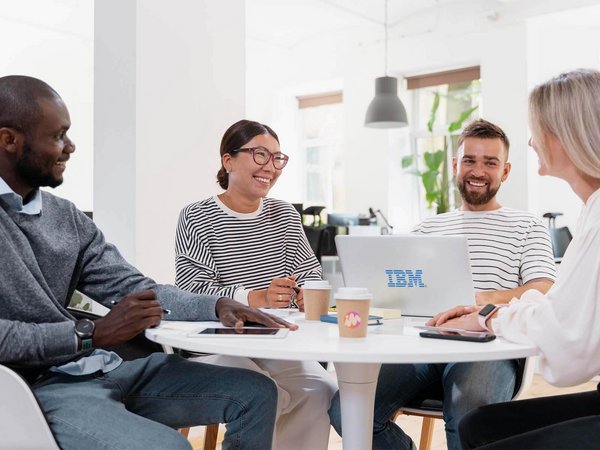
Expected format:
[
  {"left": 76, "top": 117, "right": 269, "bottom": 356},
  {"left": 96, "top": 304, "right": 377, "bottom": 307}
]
[
  {"left": 302, "top": 225, "right": 331, "bottom": 262},
  {"left": 512, "top": 356, "right": 536, "bottom": 400},
  {"left": 549, "top": 226, "right": 572, "bottom": 261},
  {"left": 0, "top": 364, "right": 60, "bottom": 450},
  {"left": 542, "top": 211, "right": 572, "bottom": 262}
]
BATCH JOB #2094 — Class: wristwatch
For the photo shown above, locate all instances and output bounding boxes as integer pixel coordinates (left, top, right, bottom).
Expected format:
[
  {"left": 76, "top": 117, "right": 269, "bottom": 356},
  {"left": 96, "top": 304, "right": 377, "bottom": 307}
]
[
  {"left": 477, "top": 304, "right": 499, "bottom": 331},
  {"left": 74, "top": 318, "right": 95, "bottom": 351},
  {"left": 477, "top": 303, "right": 500, "bottom": 331}
]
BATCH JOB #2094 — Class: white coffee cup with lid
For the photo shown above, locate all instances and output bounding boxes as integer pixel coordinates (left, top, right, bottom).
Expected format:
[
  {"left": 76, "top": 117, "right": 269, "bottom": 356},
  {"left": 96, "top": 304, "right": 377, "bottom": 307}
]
[{"left": 334, "top": 287, "right": 372, "bottom": 337}]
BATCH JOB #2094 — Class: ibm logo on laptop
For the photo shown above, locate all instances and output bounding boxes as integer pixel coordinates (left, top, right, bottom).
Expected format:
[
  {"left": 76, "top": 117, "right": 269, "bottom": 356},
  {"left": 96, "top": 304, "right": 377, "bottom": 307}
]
[{"left": 385, "top": 269, "right": 426, "bottom": 288}]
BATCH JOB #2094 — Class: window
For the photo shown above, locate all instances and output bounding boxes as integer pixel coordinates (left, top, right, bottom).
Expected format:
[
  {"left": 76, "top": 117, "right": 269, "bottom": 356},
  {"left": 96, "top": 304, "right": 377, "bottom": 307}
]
[
  {"left": 407, "top": 67, "right": 481, "bottom": 212},
  {"left": 297, "top": 92, "right": 344, "bottom": 211}
]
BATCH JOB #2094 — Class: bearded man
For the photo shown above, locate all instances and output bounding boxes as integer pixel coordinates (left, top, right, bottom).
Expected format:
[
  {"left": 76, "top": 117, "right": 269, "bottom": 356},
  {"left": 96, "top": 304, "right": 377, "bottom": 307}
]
[{"left": 329, "top": 119, "right": 556, "bottom": 450}]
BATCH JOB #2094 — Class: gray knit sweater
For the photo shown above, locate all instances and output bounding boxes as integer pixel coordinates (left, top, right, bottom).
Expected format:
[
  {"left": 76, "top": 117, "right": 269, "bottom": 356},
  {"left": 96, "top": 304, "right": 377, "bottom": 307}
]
[{"left": 0, "top": 191, "right": 220, "bottom": 378}]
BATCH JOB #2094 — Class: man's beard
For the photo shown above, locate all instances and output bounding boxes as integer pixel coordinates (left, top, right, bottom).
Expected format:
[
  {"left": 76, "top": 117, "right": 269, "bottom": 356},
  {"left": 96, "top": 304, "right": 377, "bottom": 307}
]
[
  {"left": 15, "top": 142, "right": 63, "bottom": 189},
  {"left": 457, "top": 177, "right": 500, "bottom": 206}
]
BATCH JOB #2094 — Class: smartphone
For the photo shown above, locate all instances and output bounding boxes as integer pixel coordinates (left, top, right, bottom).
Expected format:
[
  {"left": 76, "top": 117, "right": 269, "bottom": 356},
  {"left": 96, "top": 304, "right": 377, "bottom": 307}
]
[
  {"left": 419, "top": 329, "right": 496, "bottom": 342},
  {"left": 188, "top": 327, "right": 289, "bottom": 338}
]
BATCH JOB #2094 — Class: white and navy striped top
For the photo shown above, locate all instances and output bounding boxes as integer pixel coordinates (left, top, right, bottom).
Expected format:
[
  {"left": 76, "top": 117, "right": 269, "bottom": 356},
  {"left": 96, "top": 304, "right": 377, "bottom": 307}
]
[
  {"left": 175, "top": 196, "right": 322, "bottom": 301},
  {"left": 412, "top": 208, "right": 556, "bottom": 291}
]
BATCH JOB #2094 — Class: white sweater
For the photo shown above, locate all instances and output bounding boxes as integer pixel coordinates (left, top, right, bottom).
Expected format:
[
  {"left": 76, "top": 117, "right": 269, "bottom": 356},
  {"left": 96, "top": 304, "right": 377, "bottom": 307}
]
[{"left": 494, "top": 188, "right": 600, "bottom": 386}]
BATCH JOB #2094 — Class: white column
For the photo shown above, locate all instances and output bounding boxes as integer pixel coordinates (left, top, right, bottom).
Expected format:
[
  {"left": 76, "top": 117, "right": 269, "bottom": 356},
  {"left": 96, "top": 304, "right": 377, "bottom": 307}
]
[{"left": 94, "top": 0, "right": 245, "bottom": 282}]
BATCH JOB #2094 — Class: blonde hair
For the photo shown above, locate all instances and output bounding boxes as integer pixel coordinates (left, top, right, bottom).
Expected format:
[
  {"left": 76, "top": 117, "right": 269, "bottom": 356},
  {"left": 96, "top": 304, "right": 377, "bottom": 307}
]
[{"left": 529, "top": 68, "right": 600, "bottom": 179}]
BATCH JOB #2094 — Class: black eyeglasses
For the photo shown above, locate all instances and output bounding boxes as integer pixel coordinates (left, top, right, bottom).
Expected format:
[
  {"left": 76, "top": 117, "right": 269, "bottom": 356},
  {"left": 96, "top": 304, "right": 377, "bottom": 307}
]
[{"left": 230, "top": 146, "right": 289, "bottom": 170}]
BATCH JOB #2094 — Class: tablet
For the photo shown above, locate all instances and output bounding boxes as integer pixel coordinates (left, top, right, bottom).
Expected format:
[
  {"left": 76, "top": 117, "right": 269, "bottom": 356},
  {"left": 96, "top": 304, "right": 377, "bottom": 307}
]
[{"left": 187, "top": 327, "right": 290, "bottom": 338}]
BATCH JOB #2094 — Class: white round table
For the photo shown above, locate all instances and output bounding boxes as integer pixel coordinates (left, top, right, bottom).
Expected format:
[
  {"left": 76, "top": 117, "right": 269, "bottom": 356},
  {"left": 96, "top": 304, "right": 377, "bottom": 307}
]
[{"left": 146, "top": 315, "right": 537, "bottom": 450}]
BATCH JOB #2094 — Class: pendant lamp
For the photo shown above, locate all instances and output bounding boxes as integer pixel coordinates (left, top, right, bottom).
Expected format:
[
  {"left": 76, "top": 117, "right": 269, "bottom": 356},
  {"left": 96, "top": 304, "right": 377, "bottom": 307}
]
[{"left": 364, "top": 0, "right": 408, "bottom": 128}]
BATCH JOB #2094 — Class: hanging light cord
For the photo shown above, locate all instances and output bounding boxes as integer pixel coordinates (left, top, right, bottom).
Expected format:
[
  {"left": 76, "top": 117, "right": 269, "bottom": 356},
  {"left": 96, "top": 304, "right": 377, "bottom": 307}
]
[{"left": 384, "top": 0, "right": 388, "bottom": 76}]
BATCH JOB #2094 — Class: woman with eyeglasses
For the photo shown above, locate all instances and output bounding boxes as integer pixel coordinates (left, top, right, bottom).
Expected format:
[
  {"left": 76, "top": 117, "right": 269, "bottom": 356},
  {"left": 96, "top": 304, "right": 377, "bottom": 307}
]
[
  {"left": 426, "top": 69, "right": 600, "bottom": 449},
  {"left": 175, "top": 119, "right": 336, "bottom": 450}
]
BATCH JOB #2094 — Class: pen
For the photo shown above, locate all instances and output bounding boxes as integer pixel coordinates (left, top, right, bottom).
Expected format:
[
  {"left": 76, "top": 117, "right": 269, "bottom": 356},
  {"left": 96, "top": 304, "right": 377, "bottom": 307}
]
[
  {"left": 289, "top": 287, "right": 300, "bottom": 309},
  {"left": 110, "top": 300, "right": 171, "bottom": 315}
]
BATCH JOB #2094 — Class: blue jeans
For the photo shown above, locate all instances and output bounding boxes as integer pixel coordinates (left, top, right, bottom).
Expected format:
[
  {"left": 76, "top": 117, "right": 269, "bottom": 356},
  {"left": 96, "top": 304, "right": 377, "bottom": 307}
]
[
  {"left": 33, "top": 353, "right": 277, "bottom": 450},
  {"left": 329, "top": 361, "right": 516, "bottom": 450}
]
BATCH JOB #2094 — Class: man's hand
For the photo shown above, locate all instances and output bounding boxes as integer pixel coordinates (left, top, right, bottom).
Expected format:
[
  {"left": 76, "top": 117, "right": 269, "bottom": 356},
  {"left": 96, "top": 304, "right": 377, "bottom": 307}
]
[
  {"left": 93, "top": 290, "right": 163, "bottom": 347},
  {"left": 216, "top": 298, "right": 299, "bottom": 330},
  {"left": 475, "top": 291, "right": 500, "bottom": 305}
]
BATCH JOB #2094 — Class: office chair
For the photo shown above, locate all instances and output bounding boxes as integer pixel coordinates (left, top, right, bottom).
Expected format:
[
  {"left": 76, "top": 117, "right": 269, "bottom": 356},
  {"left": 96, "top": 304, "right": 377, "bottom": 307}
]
[
  {"left": 543, "top": 212, "right": 573, "bottom": 262},
  {"left": 0, "top": 364, "right": 60, "bottom": 450},
  {"left": 395, "top": 356, "right": 536, "bottom": 450},
  {"left": 302, "top": 225, "right": 331, "bottom": 263},
  {"left": 302, "top": 205, "right": 326, "bottom": 227}
]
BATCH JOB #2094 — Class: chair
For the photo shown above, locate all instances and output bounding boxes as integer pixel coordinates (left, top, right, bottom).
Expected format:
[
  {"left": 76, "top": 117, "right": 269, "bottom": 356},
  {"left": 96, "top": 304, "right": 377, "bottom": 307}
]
[
  {"left": 543, "top": 212, "right": 573, "bottom": 262},
  {"left": 0, "top": 364, "right": 60, "bottom": 450},
  {"left": 302, "top": 205, "right": 325, "bottom": 226},
  {"left": 302, "top": 225, "right": 331, "bottom": 262},
  {"left": 394, "top": 356, "right": 536, "bottom": 450},
  {"left": 548, "top": 226, "right": 572, "bottom": 262}
]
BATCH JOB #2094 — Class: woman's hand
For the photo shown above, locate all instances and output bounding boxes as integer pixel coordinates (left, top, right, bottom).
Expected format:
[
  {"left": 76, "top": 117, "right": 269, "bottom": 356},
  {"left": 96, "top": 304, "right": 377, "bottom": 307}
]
[
  {"left": 264, "top": 276, "right": 300, "bottom": 308},
  {"left": 295, "top": 288, "right": 304, "bottom": 312},
  {"left": 426, "top": 305, "right": 481, "bottom": 327},
  {"left": 439, "top": 310, "right": 487, "bottom": 331}
]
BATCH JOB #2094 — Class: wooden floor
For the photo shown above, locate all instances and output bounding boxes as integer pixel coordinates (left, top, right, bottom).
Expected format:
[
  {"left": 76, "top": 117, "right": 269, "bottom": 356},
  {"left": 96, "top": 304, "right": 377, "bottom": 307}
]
[{"left": 187, "top": 374, "right": 598, "bottom": 450}]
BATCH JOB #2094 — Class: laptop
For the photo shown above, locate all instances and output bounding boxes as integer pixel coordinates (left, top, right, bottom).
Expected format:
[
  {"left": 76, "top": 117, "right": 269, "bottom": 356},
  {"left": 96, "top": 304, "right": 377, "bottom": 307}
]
[{"left": 335, "top": 235, "right": 476, "bottom": 319}]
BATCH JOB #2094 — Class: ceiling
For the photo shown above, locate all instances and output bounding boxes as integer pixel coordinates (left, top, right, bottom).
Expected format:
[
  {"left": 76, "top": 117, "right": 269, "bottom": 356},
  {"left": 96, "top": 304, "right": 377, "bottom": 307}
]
[
  {"left": 245, "top": 0, "right": 600, "bottom": 49},
  {"left": 1, "top": 0, "right": 599, "bottom": 49}
]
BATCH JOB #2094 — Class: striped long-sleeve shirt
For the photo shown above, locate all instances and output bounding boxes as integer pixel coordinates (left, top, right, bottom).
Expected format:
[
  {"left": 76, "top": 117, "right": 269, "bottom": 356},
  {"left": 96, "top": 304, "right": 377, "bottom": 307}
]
[
  {"left": 175, "top": 196, "right": 322, "bottom": 303},
  {"left": 412, "top": 207, "right": 556, "bottom": 291}
]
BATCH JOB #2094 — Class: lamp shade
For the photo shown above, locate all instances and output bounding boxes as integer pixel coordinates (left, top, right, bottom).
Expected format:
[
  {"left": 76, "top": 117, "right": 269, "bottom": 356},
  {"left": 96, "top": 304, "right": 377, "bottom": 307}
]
[{"left": 364, "top": 76, "right": 408, "bottom": 128}]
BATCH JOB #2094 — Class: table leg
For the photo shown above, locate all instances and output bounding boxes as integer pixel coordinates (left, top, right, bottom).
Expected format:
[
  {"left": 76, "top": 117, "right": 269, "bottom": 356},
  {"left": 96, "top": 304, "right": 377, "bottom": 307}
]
[{"left": 333, "top": 362, "right": 382, "bottom": 450}]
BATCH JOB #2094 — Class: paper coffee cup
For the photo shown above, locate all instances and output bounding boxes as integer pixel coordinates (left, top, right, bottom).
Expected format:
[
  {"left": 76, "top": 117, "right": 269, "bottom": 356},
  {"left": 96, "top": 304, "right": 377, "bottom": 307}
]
[
  {"left": 303, "top": 280, "right": 331, "bottom": 320},
  {"left": 334, "top": 287, "right": 372, "bottom": 338}
]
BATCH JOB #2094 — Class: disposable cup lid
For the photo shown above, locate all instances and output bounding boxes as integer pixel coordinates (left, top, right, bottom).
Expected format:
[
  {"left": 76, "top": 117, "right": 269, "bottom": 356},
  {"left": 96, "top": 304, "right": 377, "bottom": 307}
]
[
  {"left": 304, "top": 280, "right": 331, "bottom": 290},
  {"left": 334, "top": 287, "right": 372, "bottom": 300}
]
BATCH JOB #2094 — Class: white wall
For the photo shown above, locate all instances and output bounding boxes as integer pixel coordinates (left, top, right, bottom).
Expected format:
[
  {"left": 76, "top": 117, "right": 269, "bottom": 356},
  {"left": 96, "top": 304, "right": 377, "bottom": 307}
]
[
  {"left": 6, "top": 0, "right": 600, "bottom": 274},
  {"left": 0, "top": 0, "right": 94, "bottom": 211},
  {"left": 247, "top": 20, "right": 529, "bottom": 231},
  {"left": 526, "top": 5, "right": 600, "bottom": 233},
  {"left": 95, "top": 0, "right": 245, "bottom": 282},
  {"left": 246, "top": 1, "right": 600, "bottom": 234},
  {"left": 247, "top": 26, "right": 394, "bottom": 223}
]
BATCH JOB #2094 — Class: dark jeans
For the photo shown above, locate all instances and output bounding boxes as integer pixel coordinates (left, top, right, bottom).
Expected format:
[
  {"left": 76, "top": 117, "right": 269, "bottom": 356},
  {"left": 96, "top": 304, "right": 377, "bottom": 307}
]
[{"left": 460, "top": 386, "right": 600, "bottom": 449}]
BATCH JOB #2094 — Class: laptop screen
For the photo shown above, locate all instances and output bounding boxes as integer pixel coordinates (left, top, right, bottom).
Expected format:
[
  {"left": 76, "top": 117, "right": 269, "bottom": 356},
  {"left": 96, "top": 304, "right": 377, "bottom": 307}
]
[{"left": 335, "top": 235, "right": 476, "bottom": 318}]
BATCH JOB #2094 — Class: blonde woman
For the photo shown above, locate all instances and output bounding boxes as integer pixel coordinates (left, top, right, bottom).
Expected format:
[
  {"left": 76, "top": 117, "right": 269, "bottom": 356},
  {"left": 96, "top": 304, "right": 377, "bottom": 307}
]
[{"left": 428, "top": 69, "right": 600, "bottom": 449}]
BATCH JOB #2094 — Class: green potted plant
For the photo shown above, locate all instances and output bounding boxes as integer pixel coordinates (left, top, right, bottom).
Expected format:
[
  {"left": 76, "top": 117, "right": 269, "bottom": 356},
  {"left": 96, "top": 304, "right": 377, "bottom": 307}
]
[{"left": 402, "top": 92, "right": 478, "bottom": 214}]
